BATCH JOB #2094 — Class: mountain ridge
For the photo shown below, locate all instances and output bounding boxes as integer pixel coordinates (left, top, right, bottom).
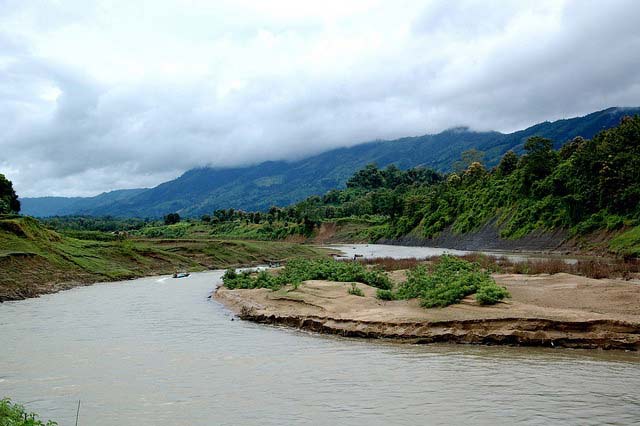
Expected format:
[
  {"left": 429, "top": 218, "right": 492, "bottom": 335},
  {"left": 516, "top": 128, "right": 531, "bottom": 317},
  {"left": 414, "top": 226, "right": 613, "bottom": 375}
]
[{"left": 20, "top": 106, "right": 640, "bottom": 218}]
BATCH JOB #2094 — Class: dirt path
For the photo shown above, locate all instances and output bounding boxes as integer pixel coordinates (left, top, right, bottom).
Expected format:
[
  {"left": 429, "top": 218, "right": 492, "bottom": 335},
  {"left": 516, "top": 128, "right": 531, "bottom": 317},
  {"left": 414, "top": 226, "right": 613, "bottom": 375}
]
[{"left": 215, "top": 273, "right": 640, "bottom": 350}]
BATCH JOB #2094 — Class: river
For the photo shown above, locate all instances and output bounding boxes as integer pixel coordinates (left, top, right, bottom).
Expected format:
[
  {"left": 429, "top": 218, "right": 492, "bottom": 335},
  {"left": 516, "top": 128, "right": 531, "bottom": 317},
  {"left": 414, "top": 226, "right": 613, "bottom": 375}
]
[
  {"left": 1, "top": 247, "right": 639, "bottom": 425},
  {"left": 327, "top": 243, "right": 583, "bottom": 263}
]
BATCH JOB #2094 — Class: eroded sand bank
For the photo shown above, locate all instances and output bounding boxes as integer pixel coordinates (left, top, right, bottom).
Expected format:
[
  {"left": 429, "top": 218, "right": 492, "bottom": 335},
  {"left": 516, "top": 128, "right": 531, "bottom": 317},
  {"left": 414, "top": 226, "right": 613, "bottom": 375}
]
[{"left": 215, "top": 273, "right": 640, "bottom": 350}]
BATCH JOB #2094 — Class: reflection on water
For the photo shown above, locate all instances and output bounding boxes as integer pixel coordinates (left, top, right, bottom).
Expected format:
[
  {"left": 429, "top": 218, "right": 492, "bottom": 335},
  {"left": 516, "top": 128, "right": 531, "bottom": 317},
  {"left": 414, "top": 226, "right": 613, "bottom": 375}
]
[{"left": 1, "top": 271, "right": 639, "bottom": 425}]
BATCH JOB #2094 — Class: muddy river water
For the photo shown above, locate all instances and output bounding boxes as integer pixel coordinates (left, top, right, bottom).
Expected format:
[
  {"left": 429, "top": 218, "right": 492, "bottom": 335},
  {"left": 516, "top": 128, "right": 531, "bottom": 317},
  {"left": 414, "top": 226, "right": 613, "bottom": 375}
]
[{"left": 1, "top": 245, "right": 639, "bottom": 425}]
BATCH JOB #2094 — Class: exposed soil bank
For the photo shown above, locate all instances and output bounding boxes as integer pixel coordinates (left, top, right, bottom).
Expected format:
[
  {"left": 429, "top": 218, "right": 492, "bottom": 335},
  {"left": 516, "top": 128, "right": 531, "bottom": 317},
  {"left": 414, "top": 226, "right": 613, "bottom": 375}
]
[
  {"left": 377, "top": 219, "right": 569, "bottom": 252},
  {"left": 215, "top": 273, "right": 640, "bottom": 350}
]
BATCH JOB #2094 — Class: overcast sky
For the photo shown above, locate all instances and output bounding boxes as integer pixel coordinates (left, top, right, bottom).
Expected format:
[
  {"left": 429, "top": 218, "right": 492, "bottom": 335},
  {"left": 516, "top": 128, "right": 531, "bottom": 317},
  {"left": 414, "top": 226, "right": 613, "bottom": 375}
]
[{"left": 1, "top": 0, "right": 639, "bottom": 197}]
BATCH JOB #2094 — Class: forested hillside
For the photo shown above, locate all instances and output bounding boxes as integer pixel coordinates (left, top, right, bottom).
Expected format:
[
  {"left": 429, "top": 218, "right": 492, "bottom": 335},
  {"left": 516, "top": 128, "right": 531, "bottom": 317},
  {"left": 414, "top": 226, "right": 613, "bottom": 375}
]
[
  {"left": 21, "top": 107, "right": 639, "bottom": 218},
  {"left": 203, "top": 116, "right": 640, "bottom": 256}
]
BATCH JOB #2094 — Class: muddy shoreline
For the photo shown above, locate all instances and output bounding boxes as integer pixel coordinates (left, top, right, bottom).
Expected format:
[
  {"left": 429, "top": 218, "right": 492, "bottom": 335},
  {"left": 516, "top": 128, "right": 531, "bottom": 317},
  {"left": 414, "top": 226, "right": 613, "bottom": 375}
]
[{"left": 215, "top": 274, "right": 640, "bottom": 351}]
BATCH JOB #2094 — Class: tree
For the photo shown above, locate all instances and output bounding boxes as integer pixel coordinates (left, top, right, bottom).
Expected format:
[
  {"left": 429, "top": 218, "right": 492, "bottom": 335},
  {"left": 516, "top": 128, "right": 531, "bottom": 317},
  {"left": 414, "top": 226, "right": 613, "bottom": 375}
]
[
  {"left": 346, "top": 164, "right": 384, "bottom": 190},
  {"left": 404, "top": 167, "right": 442, "bottom": 186},
  {"left": 519, "top": 136, "right": 558, "bottom": 196},
  {"left": 0, "top": 173, "right": 20, "bottom": 214},
  {"left": 463, "top": 161, "right": 487, "bottom": 180},
  {"left": 381, "top": 164, "right": 402, "bottom": 188},
  {"left": 497, "top": 151, "right": 518, "bottom": 176},
  {"left": 164, "top": 213, "right": 181, "bottom": 225},
  {"left": 452, "top": 149, "right": 485, "bottom": 174},
  {"left": 213, "top": 209, "right": 227, "bottom": 222}
]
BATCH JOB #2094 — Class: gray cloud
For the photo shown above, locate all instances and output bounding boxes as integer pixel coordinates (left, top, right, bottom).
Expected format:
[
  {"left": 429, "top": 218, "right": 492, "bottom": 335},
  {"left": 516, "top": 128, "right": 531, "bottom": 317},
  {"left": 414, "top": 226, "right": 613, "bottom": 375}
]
[{"left": 1, "top": 0, "right": 639, "bottom": 197}]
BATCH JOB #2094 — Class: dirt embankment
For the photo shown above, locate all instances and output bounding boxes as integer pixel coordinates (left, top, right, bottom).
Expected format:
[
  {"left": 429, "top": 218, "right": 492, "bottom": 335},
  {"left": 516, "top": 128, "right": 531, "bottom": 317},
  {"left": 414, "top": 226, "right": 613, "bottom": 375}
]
[
  {"left": 377, "top": 219, "right": 570, "bottom": 252},
  {"left": 215, "top": 273, "right": 640, "bottom": 350}
]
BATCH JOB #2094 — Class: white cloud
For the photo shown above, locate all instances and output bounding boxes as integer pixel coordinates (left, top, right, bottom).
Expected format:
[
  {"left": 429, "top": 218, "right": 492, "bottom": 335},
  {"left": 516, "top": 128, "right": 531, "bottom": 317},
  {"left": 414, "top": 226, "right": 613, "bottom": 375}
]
[{"left": 0, "top": 0, "right": 639, "bottom": 196}]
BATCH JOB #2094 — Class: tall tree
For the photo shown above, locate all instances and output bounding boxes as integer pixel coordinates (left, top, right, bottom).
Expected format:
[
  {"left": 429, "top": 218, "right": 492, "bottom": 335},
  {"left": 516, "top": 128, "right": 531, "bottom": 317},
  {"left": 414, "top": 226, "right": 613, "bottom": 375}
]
[
  {"left": 452, "top": 149, "right": 485, "bottom": 174},
  {"left": 0, "top": 173, "right": 20, "bottom": 214}
]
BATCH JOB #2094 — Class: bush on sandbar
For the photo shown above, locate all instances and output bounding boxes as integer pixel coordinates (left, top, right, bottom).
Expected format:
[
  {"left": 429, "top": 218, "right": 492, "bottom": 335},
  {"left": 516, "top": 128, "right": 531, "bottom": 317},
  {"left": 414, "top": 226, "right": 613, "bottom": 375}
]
[
  {"left": 223, "top": 258, "right": 392, "bottom": 291},
  {"left": 378, "top": 255, "right": 509, "bottom": 307}
]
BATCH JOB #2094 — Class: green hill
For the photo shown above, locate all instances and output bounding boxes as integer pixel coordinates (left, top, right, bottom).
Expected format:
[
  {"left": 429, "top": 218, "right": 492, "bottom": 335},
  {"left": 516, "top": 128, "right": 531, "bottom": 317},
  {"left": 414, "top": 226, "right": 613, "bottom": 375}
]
[
  {"left": 0, "top": 215, "right": 325, "bottom": 301},
  {"left": 21, "top": 107, "right": 639, "bottom": 218}
]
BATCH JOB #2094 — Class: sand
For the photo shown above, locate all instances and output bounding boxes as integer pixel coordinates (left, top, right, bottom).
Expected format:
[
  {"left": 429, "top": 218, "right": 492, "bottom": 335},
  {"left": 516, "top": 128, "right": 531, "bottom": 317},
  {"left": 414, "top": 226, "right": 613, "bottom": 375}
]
[{"left": 215, "top": 273, "right": 640, "bottom": 350}]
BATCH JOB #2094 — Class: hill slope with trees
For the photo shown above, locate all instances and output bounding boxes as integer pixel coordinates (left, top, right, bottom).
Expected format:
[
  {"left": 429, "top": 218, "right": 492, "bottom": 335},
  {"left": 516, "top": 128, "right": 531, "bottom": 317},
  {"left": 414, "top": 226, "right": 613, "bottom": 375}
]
[
  {"left": 20, "top": 107, "right": 639, "bottom": 218},
  {"left": 202, "top": 115, "right": 640, "bottom": 256}
]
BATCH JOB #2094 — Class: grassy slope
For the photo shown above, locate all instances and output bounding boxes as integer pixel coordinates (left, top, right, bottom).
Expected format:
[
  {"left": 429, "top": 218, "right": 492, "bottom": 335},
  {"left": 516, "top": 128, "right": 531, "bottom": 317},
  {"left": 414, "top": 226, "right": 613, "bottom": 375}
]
[
  {"left": 0, "top": 215, "right": 326, "bottom": 301},
  {"left": 609, "top": 226, "right": 640, "bottom": 257}
]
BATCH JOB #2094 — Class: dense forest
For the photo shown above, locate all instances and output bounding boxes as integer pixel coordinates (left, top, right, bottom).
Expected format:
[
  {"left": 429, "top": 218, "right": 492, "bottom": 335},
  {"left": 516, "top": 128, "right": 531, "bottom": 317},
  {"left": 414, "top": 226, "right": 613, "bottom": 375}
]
[{"left": 190, "top": 116, "right": 640, "bottom": 253}]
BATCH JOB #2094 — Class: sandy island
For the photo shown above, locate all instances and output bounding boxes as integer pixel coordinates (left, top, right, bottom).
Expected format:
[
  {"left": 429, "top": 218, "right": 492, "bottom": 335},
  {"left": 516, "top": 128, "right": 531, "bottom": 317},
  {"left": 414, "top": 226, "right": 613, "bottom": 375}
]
[{"left": 215, "top": 272, "right": 640, "bottom": 350}]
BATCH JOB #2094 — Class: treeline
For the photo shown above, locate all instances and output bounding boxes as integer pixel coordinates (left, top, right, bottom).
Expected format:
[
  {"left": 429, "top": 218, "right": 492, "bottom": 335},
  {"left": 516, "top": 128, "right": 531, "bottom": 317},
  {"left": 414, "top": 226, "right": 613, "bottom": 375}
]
[
  {"left": 0, "top": 173, "right": 20, "bottom": 214},
  {"left": 195, "top": 165, "right": 443, "bottom": 239},
  {"left": 42, "top": 215, "right": 149, "bottom": 232}
]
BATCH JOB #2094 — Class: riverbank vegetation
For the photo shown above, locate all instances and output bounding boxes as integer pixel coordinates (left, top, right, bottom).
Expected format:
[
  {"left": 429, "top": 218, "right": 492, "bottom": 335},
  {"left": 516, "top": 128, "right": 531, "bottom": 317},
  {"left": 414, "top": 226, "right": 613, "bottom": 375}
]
[
  {"left": 222, "top": 258, "right": 392, "bottom": 290},
  {"left": 377, "top": 255, "right": 509, "bottom": 306},
  {"left": 356, "top": 253, "right": 640, "bottom": 280},
  {"left": 0, "top": 398, "right": 56, "bottom": 426},
  {"left": 223, "top": 255, "right": 508, "bottom": 308},
  {"left": 284, "top": 116, "right": 640, "bottom": 255},
  {"left": 0, "top": 214, "right": 326, "bottom": 301}
]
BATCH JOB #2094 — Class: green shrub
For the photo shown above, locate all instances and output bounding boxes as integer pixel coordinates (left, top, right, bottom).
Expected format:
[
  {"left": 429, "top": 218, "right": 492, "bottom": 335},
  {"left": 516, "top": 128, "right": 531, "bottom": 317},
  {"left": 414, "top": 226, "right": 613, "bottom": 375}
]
[
  {"left": 392, "top": 255, "right": 509, "bottom": 308},
  {"left": 376, "top": 289, "right": 397, "bottom": 300},
  {"left": 222, "top": 258, "right": 392, "bottom": 291},
  {"left": 0, "top": 398, "right": 57, "bottom": 426},
  {"left": 137, "top": 222, "right": 190, "bottom": 238},
  {"left": 348, "top": 283, "right": 365, "bottom": 297},
  {"left": 395, "top": 265, "right": 430, "bottom": 299},
  {"left": 475, "top": 284, "right": 511, "bottom": 305}
]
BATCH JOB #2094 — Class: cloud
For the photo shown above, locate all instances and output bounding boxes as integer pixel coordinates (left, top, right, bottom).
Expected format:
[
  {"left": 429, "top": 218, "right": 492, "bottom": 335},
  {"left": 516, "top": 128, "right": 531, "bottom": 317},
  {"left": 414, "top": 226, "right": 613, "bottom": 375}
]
[{"left": 0, "top": 0, "right": 639, "bottom": 197}]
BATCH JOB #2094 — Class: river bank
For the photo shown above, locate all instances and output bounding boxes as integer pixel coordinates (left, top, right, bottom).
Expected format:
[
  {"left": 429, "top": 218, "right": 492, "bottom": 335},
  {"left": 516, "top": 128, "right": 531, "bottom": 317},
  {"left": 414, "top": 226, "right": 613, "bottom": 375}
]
[
  {"left": 215, "top": 272, "right": 640, "bottom": 350},
  {"left": 0, "top": 215, "right": 326, "bottom": 301}
]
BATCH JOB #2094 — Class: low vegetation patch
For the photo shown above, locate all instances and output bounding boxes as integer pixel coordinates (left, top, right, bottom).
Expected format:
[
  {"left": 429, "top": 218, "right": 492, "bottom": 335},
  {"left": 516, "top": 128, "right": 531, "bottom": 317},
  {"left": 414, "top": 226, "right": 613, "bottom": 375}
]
[
  {"left": 353, "top": 256, "right": 424, "bottom": 271},
  {"left": 223, "top": 258, "right": 392, "bottom": 291},
  {"left": 348, "top": 283, "right": 365, "bottom": 296},
  {"left": 381, "top": 255, "right": 510, "bottom": 307},
  {"left": 0, "top": 398, "right": 57, "bottom": 426},
  {"left": 375, "top": 289, "right": 397, "bottom": 300},
  {"left": 372, "top": 252, "right": 640, "bottom": 280}
]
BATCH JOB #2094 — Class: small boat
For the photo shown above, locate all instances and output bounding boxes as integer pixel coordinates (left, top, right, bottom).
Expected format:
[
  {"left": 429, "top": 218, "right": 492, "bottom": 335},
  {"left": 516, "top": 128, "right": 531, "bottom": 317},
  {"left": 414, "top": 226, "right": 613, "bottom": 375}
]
[{"left": 172, "top": 272, "right": 190, "bottom": 278}]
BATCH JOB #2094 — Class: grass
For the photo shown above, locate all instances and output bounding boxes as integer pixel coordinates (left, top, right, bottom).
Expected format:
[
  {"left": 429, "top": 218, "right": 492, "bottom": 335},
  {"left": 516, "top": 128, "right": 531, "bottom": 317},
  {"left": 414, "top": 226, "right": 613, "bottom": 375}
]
[
  {"left": 0, "top": 398, "right": 57, "bottom": 426},
  {"left": 609, "top": 226, "right": 640, "bottom": 257},
  {"left": 0, "top": 215, "right": 327, "bottom": 301}
]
